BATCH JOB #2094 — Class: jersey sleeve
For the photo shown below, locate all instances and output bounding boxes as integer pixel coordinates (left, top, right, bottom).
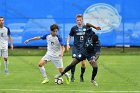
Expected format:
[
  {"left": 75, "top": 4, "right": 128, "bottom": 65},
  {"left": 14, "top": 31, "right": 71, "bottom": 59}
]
[
  {"left": 57, "top": 35, "right": 64, "bottom": 46},
  {"left": 6, "top": 27, "right": 11, "bottom": 36},
  {"left": 40, "top": 34, "right": 49, "bottom": 40},
  {"left": 69, "top": 27, "right": 74, "bottom": 36}
]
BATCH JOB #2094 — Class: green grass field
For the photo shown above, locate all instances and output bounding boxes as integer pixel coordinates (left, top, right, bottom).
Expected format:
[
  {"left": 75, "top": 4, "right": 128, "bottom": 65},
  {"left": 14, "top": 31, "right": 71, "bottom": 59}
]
[{"left": 0, "top": 48, "right": 140, "bottom": 93}]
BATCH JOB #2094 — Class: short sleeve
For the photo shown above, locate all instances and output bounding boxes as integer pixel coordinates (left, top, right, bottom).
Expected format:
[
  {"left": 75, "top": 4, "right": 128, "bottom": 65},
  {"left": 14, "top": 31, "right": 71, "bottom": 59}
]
[
  {"left": 69, "top": 27, "right": 75, "bottom": 36},
  {"left": 57, "top": 35, "right": 64, "bottom": 46},
  {"left": 6, "top": 27, "right": 11, "bottom": 35},
  {"left": 40, "top": 34, "right": 49, "bottom": 40}
]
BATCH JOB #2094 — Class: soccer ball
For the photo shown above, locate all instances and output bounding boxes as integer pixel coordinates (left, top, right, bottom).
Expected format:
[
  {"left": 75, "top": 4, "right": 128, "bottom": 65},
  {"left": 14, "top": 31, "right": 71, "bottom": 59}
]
[{"left": 55, "top": 77, "right": 63, "bottom": 85}]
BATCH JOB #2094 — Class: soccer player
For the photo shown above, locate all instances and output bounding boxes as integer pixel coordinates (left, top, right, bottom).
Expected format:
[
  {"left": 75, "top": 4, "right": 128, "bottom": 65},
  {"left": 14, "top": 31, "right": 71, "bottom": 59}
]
[
  {"left": 24, "top": 24, "right": 70, "bottom": 84},
  {"left": 67, "top": 14, "right": 101, "bottom": 82},
  {"left": 56, "top": 27, "right": 101, "bottom": 86},
  {"left": 0, "top": 16, "right": 13, "bottom": 74}
]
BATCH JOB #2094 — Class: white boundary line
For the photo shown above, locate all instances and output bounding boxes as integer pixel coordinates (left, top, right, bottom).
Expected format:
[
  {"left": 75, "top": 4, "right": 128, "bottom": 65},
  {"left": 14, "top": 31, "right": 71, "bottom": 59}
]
[{"left": 0, "top": 89, "right": 140, "bottom": 92}]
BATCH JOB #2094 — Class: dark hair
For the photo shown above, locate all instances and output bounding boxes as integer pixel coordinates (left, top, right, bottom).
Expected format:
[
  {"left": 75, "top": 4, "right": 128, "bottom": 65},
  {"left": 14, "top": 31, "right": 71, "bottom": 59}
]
[
  {"left": 50, "top": 24, "right": 59, "bottom": 31},
  {"left": 92, "top": 34, "right": 98, "bottom": 43},
  {"left": 76, "top": 14, "right": 83, "bottom": 19}
]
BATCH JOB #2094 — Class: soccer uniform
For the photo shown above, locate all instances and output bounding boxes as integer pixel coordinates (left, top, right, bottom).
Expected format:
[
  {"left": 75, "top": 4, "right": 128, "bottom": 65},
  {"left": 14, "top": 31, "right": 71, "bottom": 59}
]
[
  {"left": 40, "top": 34, "right": 64, "bottom": 68},
  {"left": 75, "top": 28, "right": 101, "bottom": 62},
  {"left": 69, "top": 24, "right": 87, "bottom": 58},
  {"left": 0, "top": 27, "right": 11, "bottom": 58}
]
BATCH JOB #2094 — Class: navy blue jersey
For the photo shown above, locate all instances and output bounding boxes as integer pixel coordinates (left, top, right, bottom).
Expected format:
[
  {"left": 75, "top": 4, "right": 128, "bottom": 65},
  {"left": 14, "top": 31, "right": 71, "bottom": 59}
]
[
  {"left": 75, "top": 28, "right": 101, "bottom": 61},
  {"left": 82, "top": 28, "right": 96, "bottom": 54},
  {"left": 69, "top": 25, "right": 87, "bottom": 49}
]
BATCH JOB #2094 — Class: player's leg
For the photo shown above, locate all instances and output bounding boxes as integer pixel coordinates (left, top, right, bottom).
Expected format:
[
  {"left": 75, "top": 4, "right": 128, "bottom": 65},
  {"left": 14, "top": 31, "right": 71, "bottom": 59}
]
[
  {"left": 80, "top": 60, "right": 86, "bottom": 82},
  {"left": 89, "top": 56, "right": 98, "bottom": 86},
  {"left": 71, "top": 46, "right": 78, "bottom": 82},
  {"left": 71, "top": 63, "right": 76, "bottom": 82},
  {"left": 55, "top": 58, "right": 80, "bottom": 79},
  {"left": 58, "top": 67, "right": 70, "bottom": 84},
  {"left": 52, "top": 57, "right": 71, "bottom": 84},
  {"left": 39, "top": 55, "right": 50, "bottom": 84},
  {"left": 2, "top": 49, "right": 9, "bottom": 74},
  {"left": 4, "top": 57, "right": 8, "bottom": 74}
]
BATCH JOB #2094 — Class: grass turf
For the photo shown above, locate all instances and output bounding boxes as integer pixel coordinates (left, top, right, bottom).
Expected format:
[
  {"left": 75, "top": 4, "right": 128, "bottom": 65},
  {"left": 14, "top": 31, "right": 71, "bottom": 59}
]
[{"left": 0, "top": 55, "right": 140, "bottom": 93}]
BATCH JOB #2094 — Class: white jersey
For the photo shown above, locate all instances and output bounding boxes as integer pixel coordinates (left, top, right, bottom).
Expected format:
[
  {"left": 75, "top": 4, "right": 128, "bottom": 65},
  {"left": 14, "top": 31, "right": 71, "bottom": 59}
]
[
  {"left": 0, "top": 27, "right": 10, "bottom": 50},
  {"left": 41, "top": 34, "right": 64, "bottom": 56}
]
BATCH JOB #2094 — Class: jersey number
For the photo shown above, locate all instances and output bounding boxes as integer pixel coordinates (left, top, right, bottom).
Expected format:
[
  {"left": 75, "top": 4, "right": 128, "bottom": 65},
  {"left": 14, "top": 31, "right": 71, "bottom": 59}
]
[{"left": 51, "top": 42, "right": 54, "bottom": 46}]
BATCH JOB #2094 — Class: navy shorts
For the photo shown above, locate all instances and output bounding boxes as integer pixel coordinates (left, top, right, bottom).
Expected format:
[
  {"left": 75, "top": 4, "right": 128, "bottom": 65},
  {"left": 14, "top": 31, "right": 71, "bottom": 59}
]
[
  {"left": 75, "top": 53, "right": 95, "bottom": 62},
  {"left": 72, "top": 46, "right": 83, "bottom": 58}
]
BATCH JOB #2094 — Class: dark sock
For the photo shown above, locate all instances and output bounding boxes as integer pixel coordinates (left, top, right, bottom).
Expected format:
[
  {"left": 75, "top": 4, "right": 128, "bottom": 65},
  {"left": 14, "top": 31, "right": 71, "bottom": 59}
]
[
  {"left": 71, "top": 65, "right": 76, "bottom": 76},
  {"left": 62, "top": 64, "right": 75, "bottom": 75},
  {"left": 80, "top": 67, "right": 85, "bottom": 76},
  {"left": 91, "top": 67, "right": 98, "bottom": 80}
]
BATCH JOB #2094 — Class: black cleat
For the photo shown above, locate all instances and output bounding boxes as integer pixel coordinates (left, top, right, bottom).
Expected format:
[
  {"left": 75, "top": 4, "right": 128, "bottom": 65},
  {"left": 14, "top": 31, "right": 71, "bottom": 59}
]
[{"left": 80, "top": 75, "right": 84, "bottom": 82}]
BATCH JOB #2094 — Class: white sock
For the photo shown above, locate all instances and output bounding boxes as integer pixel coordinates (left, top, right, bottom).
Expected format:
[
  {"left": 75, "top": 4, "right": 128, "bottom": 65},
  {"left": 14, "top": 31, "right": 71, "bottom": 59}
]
[
  {"left": 39, "top": 66, "right": 47, "bottom": 79},
  {"left": 64, "top": 72, "right": 69, "bottom": 77},
  {"left": 4, "top": 61, "right": 8, "bottom": 72}
]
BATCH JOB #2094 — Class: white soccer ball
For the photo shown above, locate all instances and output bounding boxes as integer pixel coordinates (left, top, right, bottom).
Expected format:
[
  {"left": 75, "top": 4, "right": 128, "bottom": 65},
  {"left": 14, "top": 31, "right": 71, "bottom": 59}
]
[{"left": 54, "top": 77, "right": 63, "bottom": 85}]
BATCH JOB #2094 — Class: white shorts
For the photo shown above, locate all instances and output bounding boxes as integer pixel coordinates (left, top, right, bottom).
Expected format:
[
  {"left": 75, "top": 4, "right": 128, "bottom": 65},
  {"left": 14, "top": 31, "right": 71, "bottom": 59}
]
[
  {"left": 0, "top": 49, "right": 8, "bottom": 58},
  {"left": 42, "top": 54, "right": 63, "bottom": 68}
]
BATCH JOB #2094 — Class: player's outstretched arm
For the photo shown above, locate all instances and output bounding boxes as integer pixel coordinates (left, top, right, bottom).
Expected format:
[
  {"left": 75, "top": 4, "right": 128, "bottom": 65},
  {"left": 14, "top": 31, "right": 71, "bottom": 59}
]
[
  {"left": 24, "top": 36, "right": 41, "bottom": 44},
  {"left": 86, "top": 23, "right": 101, "bottom": 30}
]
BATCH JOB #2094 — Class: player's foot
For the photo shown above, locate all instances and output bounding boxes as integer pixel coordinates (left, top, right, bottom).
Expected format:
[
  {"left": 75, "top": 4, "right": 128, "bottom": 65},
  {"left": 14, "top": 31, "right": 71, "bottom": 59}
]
[
  {"left": 5, "top": 70, "right": 9, "bottom": 75},
  {"left": 80, "top": 75, "right": 84, "bottom": 82},
  {"left": 65, "top": 73, "right": 71, "bottom": 84},
  {"left": 54, "top": 74, "right": 62, "bottom": 79},
  {"left": 71, "top": 74, "right": 75, "bottom": 82},
  {"left": 91, "top": 80, "right": 98, "bottom": 86},
  {"left": 41, "top": 78, "right": 49, "bottom": 84}
]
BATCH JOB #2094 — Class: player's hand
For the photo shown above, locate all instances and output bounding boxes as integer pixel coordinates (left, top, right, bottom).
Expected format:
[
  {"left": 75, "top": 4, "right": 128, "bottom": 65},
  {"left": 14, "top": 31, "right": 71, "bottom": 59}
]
[
  {"left": 24, "top": 40, "right": 30, "bottom": 44},
  {"left": 10, "top": 44, "right": 14, "bottom": 50},
  {"left": 66, "top": 44, "right": 70, "bottom": 51},
  {"left": 95, "top": 26, "right": 101, "bottom": 30}
]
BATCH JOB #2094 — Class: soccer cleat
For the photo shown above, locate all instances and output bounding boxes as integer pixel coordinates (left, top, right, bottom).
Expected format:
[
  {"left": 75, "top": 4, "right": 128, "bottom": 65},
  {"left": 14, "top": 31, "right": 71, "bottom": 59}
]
[
  {"left": 71, "top": 75, "right": 75, "bottom": 82},
  {"left": 54, "top": 74, "right": 62, "bottom": 79},
  {"left": 65, "top": 73, "right": 71, "bottom": 84},
  {"left": 5, "top": 70, "right": 9, "bottom": 75},
  {"left": 41, "top": 78, "right": 49, "bottom": 84},
  {"left": 91, "top": 80, "right": 98, "bottom": 86},
  {"left": 80, "top": 75, "right": 84, "bottom": 82}
]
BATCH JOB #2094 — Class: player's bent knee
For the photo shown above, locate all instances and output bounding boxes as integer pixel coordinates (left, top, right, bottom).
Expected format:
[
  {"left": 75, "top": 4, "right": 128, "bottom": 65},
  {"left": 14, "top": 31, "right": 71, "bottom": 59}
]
[
  {"left": 81, "top": 63, "right": 86, "bottom": 68},
  {"left": 38, "top": 62, "right": 44, "bottom": 67},
  {"left": 89, "top": 61, "right": 96, "bottom": 66},
  {"left": 38, "top": 64, "right": 42, "bottom": 67},
  {"left": 4, "top": 58, "right": 8, "bottom": 61}
]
